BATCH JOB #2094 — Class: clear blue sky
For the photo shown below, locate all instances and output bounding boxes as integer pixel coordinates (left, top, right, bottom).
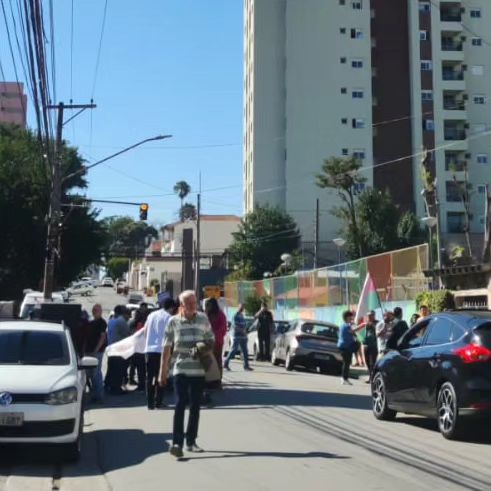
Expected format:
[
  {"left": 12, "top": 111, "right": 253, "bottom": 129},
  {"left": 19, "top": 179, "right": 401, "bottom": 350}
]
[{"left": 2, "top": 0, "right": 244, "bottom": 226}]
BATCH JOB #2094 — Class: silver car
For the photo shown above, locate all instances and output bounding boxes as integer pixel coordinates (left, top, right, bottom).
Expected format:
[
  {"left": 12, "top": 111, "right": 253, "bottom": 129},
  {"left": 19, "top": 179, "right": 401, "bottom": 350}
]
[
  {"left": 271, "top": 319, "right": 342, "bottom": 374},
  {"left": 247, "top": 320, "right": 291, "bottom": 360}
]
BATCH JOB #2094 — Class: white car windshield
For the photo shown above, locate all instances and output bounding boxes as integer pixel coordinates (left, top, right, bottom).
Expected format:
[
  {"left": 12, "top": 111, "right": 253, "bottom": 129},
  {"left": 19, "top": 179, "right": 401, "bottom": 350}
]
[{"left": 0, "top": 330, "right": 70, "bottom": 365}]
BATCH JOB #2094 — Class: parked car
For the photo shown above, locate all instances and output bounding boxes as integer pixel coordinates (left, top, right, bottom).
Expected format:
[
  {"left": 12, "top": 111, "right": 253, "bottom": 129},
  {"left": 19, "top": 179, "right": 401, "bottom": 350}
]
[
  {"left": 101, "top": 277, "right": 114, "bottom": 287},
  {"left": 19, "top": 292, "right": 64, "bottom": 319},
  {"left": 371, "top": 310, "right": 491, "bottom": 440},
  {"left": 271, "top": 319, "right": 342, "bottom": 374},
  {"left": 79, "top": 277, "right": 98, "bottom": 288},
  {"left": 67, "top": 283, "right": 94, "bottom": 297},
  {"left": 0, "top": 320, "right": 97, "bottom": 461},
  {"left": 128, "top": 292, "right": 144, "bottom": 305},
  {"left": 247, "top": 320, "right": 291, "bottom": 360}
]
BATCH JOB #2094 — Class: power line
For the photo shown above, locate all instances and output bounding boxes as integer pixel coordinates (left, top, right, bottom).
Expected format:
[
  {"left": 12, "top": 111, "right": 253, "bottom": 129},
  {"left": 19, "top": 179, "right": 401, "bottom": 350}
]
[{"left": 91, "top": 0, "right": 108, "bottom": 98}]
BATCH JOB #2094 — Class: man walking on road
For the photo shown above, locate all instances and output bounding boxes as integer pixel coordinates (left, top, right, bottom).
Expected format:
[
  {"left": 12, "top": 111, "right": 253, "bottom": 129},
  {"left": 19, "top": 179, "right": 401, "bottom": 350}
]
[
  {"left": 144, "top": 297, "right": 176, "bottom": 410},
  {"left": 159, "top": 290, "right": 214, "bottom": 458},
  {"left": 255, "top": 301, "right": 274, "bottom": 361},
  {"left": 224, "top": 304, "right": 253, "bottom": 372},
  {"left": 84, "top": 304, "right": 107, "bottom": 402}
]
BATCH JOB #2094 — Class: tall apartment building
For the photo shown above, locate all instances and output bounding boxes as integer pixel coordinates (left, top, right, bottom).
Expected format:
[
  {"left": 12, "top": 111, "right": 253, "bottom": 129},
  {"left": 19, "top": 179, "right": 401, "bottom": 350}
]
[
  {"left": 0, "top": 82, "right": 27, "bottom": 127},
  {"left": 244, "top": 0, "right": 491, "bottom": 259}
]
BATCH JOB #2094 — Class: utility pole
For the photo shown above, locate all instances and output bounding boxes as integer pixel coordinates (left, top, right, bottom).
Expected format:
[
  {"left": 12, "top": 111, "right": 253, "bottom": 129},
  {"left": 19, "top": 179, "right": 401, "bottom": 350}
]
[
  {"left": 314, "top": 199, "right": 320, "bottom": 269},
  {"left": 194, "top": 193, "right": 201, "bottom": 299},
  {"left": 43, "top": 102, "right": 96, "bottom": 300}
]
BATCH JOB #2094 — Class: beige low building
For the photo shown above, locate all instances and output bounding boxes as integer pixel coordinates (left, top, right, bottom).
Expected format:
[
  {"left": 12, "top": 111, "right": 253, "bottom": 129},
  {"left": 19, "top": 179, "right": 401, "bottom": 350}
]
[{"left": 129, "top": 215, "right": 240, "bottom": 296}]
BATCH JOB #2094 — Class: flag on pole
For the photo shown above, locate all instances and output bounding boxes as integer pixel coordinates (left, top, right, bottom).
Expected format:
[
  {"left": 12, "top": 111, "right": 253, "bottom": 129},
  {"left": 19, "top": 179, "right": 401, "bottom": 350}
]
[{"left": 355, "top": 272, "right": 383, "bottom": 326}]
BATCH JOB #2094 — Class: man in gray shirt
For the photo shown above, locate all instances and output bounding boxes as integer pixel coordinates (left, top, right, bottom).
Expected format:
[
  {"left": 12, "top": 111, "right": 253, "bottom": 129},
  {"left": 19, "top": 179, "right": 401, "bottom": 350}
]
[{"left": 106, "top": 305, "right": 131, "bottom": 395}]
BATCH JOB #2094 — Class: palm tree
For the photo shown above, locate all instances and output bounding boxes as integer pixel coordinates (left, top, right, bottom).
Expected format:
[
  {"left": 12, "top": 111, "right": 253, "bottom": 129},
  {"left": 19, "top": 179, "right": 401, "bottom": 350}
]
[{"left": 173, "top": 181, "right": 191, "bottom": 215}]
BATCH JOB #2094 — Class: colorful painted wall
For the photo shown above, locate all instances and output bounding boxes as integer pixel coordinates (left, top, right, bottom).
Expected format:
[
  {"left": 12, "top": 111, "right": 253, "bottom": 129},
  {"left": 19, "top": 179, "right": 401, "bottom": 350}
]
[{"left": 225, "top": 244, "right": 429, "bottom": 324}]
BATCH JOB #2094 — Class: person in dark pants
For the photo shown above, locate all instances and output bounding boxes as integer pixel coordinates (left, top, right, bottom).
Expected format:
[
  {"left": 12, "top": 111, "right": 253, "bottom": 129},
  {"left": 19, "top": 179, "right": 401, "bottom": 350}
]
[
  {"left": 255, "top": 301, "right": 274, "bottom": 361},
  {"left": 143, "top": 298, "right": 177, "bottom": 409},
  {"left": 386, "top": 306, "right": 409, "bottom": 351},
  {"left": 128, "top": 304, "right": 149, "bottom": 390},
  {"left": 159, "top": 290, "right": 214, "bottom": 459},
  {"left": 223, "top": 304, "right": 253, "bottom": 372},
  {"left": 361, "top": 310, "right": 378, "bottom": 384},
  {"left": 337, "top": 310, "right": 357, "bottom": 385}
]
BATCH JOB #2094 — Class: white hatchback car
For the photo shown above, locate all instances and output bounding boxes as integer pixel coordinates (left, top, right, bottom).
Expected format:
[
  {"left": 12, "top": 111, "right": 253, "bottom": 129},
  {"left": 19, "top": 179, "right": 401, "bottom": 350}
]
[{"left": 0, "top": 321, "right": 97, "bottom": 461}]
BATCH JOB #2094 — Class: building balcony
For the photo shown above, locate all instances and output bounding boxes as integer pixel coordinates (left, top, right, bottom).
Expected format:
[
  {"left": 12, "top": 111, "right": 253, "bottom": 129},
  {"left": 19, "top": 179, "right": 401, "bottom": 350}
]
[
  {"left": 440, "top": 2, "right": 462, "bottom": 22},
  {"left": 442, "top": 69, "right": 464, "bottom": 81},
  {"left": 442, "top": 40, "right": 463, "bottom": 51},
  {"left": 443, "top": 99, "right": 466, "bottom": 111},
  {"left": 444, "top": 128, "right": 467, "bottom": 141}
]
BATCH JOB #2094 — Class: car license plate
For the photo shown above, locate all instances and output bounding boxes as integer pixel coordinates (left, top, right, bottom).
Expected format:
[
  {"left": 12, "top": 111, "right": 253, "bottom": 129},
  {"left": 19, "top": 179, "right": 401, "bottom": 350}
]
[
  {"left": 0, "top": 413, "right": 24, "bottom": 427},
  {"left": 314, "top": 353, "right": 331, "bottom": 361}
]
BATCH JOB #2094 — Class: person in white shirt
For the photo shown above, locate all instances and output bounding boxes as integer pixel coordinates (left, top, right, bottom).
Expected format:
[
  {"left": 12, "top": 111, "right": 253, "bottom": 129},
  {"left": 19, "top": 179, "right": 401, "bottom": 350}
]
[
  {"left": 143, "top": 297, "right": 177, "bottom": 409},
  {"left": 376, "top": 310, "right": 394, "bottom": 358}
]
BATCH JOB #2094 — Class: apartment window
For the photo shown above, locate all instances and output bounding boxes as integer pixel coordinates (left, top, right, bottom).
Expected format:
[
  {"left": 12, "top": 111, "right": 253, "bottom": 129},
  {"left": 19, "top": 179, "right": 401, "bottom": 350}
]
[
  {"left": 339, "top": 0, "right": 346, "bottom": 4},
  {"left": 422, "top": 90, "right": 433, "bottom": 101},
  {"left": 470, "top": 8, "right": 482, "bottom": 18},
  {"left": 352, "top": 118, "right": 365, "bottom": 129},
  {"left": 341, "top": 118, "right": 348, "bottom": 125},
  {"left": 351, "top": 28, "right": 363, "bottom": 39},
  {"left": 352, "top": 89, "right": 364, "bottom": 98},
  {"left": 419, "top": 2, "right": 431, "bottom": 12},
  {"left": 472, "top": 37, "right": 483, "bottom": 46},
  {"left": 471, "top": 65, "right": 484, "bottom": 76},
  {"left": 420, "top": 30, "right": 428, "bottom": 41},
  {"left": 352, "top": 58, "right": 363, "bottom": 68},
  {"left": 446, "top": 181, "right": 462, "bottom": 202},
  {"left": 447, "top": 212, "right": 466, "bottom": 233},
  {"left": 473, "top": 94, "right": 486, "bottom": 104},
  {"left": 340, "top": 27, "right": 347, "bottom": 34},
  {"left": 423, "top": 119, "right": 435, "bottom": 131},
  {"left": 421, "top": 60, "right": 433, "bottom": 71},
  {"left": 341, "top": 87, "right": 347, "bottom": 94},
  {"left": 342, "top": 148, "right": 349, "bottom": 156},
  {"left": 478, "top": 185, "right": 487, "bottom": 194},
  {"left": 477, "top": 153, "right": 489, "bottom": 164},
  {"left": 352, "top": 1, "right": 362, "bottom": 9},
  {"left": 353, "top": 149, "right": 366, "bottom": 159},
  {"left": 340, "top": 57, "right": 347, "bottom": 64}
]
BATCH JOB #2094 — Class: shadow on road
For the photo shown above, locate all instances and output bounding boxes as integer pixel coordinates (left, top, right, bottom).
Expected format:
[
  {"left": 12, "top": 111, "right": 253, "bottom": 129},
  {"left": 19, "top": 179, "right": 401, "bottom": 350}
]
[
  {"left": 91, "top": 429, "right": 172, "bottom": 472},
  {"left": 396, "top": 416, "right": 491, "bottom": 444},
  {"left": 212, "top": 387, "right": 371, "bottom": 410},
  {"left": 181, "top": 450, "right": 349, "bottom": 462}
]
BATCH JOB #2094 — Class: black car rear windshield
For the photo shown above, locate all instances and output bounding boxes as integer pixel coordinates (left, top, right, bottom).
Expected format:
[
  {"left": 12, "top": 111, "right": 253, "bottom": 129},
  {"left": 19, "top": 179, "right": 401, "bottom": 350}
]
[
  {"left": 475, "top": 323, "right": 491, "bottom": 348},
  {"left": 0, "top": 330, "right": 70, "bottom": 365},
  {"left": 301, "top": 323, "right": 337, "bottom": 338}
]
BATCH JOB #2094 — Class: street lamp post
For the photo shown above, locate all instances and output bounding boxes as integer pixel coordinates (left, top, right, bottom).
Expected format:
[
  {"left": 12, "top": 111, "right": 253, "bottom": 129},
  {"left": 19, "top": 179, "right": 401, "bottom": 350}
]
[
  {"left": 333, "top": 238, "right": 347, "bottom": 305},
  {"left": 421, "top": 216, "right": 440, "bottom": 289},
  {"left": 43, "top": 134, "right": 172, "bottom": 300}
]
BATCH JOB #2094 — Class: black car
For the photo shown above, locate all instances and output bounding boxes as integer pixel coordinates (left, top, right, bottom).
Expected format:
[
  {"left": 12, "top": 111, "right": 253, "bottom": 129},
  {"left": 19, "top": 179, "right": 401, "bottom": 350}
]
[{"left": 372, "top": 310, "right": 491, "bottom": 439}]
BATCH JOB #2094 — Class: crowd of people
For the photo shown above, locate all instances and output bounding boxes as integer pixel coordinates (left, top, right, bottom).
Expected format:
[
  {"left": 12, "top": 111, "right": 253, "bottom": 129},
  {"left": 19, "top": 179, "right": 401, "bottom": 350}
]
[{"left": 337, "top": 304, "right": 431, "bottom": 385}]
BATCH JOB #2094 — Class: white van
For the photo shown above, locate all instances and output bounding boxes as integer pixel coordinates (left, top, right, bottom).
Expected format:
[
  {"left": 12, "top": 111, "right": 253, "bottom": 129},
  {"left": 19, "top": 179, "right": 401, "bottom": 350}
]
[{"left": 19, "top": 291, "right": 64, "bottom": 319}]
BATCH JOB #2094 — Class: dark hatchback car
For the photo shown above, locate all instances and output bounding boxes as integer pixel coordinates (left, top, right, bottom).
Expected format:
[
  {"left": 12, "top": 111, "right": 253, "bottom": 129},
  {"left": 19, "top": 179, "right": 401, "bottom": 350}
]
[{"left": 372, "top": 310, "right": 491, "bottom": 439}]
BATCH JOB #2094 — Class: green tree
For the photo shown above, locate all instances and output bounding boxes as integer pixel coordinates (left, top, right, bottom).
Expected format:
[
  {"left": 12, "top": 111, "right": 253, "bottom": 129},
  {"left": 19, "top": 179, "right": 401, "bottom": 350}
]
[
  {"left": 397, "top": 211, "right": 425, "bottom": 248},
  {"left": 227, "top": 205, "right": 300, "bottom": 280},
  {"left": 316, "top": 156, "right": 366, "bottom": 257},
  {"left": 0, "top": 124, "right": 106, "bottom": 299},
  {"left": 106, "top": 257, "right": 129, "bottom": 280},
  {"left": 179, "top": 202, "right": 197, "bottom": 221},
  {"left": 103, "top": 216, "right": 158, "bottom": 259}
]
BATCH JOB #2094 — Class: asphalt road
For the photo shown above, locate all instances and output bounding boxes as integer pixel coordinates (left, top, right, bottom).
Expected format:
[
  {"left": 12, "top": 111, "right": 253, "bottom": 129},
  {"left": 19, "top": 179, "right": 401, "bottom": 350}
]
[{"left": 2, "top": 288, "right": 491, "bottom": 490}]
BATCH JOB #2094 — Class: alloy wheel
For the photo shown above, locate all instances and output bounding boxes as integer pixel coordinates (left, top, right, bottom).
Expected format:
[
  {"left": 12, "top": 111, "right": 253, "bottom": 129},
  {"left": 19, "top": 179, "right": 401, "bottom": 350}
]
[
  {"left": 438, "top": 386, "right": 455, "bottom": 434},
  {"left": 373, "top": 375, "right": 385, "bottom": 416}
]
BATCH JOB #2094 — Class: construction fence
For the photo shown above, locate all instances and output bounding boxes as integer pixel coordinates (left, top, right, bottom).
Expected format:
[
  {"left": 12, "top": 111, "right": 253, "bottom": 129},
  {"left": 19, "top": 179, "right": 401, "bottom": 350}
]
[{"left": 224, "top": 244, "right": 429, "bottom": 324}]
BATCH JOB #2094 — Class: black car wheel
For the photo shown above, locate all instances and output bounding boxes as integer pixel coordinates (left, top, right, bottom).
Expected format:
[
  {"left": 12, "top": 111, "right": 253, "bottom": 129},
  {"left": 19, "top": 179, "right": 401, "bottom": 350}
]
[
  {"left": 285, "top": 349, "right": 295, "bottom": 371},
  {"left": 372, "top": 373, "right": 396, "bottom": 421},
  {"left": 437, "top": 382, "right": 463, "bottom": 440}
]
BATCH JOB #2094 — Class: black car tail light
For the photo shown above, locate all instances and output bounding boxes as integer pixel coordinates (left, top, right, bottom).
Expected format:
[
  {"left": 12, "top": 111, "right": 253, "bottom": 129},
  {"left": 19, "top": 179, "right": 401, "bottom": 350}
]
[{"left": 453, "top": 343, "right": 491, "bottom": 363}]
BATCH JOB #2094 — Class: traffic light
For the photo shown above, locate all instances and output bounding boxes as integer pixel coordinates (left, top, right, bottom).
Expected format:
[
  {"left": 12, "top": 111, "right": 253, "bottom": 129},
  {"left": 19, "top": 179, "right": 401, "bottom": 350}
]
[{"left": 139, "top": 203, "right": 149, "bottom": 221}]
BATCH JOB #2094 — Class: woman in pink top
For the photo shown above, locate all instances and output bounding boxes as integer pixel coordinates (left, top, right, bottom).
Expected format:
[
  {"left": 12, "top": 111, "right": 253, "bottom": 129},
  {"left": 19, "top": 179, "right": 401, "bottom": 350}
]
[{"left": 205, "top": 298, "right": 227, "bottom": 382}]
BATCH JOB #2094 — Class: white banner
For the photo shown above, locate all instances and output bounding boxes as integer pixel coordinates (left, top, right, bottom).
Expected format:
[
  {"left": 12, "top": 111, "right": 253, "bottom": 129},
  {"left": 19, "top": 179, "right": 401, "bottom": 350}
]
[{"left": 105, "top": 329, "right": 146, "bottom": 359}]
